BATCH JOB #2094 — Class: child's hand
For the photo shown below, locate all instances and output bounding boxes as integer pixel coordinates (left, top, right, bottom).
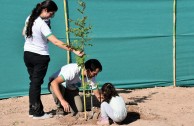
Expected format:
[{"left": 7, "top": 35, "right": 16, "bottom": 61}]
[
  {"left": 98, "top": 95, "right": 104, "bottom": 102},
  {"left": 101, "top": 96, "right": 104, "bottom": 102}
]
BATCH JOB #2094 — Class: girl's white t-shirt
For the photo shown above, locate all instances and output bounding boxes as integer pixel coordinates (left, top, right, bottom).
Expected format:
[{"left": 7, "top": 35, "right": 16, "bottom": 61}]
[
  {"left": 109, "top": 96, "right": 127, "bottom": 121},
  {"left": 24, "top": 16, "right": 52, "bottom": 55}
]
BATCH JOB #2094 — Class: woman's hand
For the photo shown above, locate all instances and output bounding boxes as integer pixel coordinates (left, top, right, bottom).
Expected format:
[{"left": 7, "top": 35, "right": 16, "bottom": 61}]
[
  {"left": 72, "top": 50, "right": 85, "bottom": 57},
  {"left": 47, "top": 35, "right": 85, "bottom": 57}
]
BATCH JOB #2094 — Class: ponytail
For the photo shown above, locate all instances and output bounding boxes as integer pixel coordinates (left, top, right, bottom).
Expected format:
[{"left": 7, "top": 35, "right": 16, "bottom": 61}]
[{"left": 26, "top": 0, "right": 58, "bottom": 38}]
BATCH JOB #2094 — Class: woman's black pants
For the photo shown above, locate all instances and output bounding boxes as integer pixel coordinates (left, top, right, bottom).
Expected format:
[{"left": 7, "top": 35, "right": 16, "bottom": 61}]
[{"left": 24, "top": 51, "right": 50, "bottom": 116}]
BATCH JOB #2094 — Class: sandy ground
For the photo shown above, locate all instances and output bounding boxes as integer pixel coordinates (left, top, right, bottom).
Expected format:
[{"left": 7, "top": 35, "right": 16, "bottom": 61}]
[{"left": 1, "top": 86, "right": 194, "bottom": 126}]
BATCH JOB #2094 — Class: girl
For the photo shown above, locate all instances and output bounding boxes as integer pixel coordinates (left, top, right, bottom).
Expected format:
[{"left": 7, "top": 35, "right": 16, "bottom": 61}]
[
  {"left": 23, "top": 0, "right": 84, "bottom": 119},
  {"left": 97, "top": 83, "right": 127, "bottom": 125}
]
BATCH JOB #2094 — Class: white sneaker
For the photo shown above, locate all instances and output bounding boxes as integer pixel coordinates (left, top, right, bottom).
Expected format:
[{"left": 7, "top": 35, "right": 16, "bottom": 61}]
[
  {"left": 29, "top": 115, "right": 33, "bottom": 118},
  {"left": 33, "top": 113, "right": 53, "bottom": 119}
]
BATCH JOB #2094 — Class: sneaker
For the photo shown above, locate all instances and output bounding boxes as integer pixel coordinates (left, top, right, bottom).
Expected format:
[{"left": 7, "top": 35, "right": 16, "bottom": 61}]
[
  {"left": 29, "top": 114, "right": 33, "bottom": 118},
  {"left": 56, "top": 107, "right": 64, "bottom": 116},
  {"left": 33, "top": 113, "right": 53, "bottom": 119},
  {"left": 97, "top": 117, "right": 109, "bottom": 125}
]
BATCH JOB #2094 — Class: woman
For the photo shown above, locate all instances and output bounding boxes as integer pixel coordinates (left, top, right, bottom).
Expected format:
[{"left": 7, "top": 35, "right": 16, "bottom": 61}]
[{"left": 23, "top": 0, "right": 84, "bottom": 119}]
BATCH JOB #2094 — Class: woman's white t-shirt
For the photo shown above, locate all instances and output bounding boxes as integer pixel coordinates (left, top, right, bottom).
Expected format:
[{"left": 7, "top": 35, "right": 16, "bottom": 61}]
[{"left": 24, "top": 16, "right": 52, "bottom": 55}]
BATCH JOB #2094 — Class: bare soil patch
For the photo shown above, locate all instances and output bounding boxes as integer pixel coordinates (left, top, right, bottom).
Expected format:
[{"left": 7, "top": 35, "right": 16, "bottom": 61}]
[{"left": 1, "top": 86, "right": 194, "bottom": 126}]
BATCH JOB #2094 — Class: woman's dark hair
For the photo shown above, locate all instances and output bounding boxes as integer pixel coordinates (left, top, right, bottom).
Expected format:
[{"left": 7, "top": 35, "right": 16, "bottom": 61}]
[
  {"left": 26, "top": 0, "right": 58, "bottom": 38},
  {"left": 85, "top": 59, "right": 102, "bottom": 72},
  {"left": 101, "top": 83, "right": 118, "bottom": 103}
]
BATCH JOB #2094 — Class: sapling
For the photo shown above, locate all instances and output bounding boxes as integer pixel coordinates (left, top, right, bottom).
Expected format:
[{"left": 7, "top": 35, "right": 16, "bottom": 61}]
[
  {"left": 69, "top": 0, "right": 92, "bottom": 67},
  {"left": 68, "top": 0, "right": 92, "bottom": 119}
]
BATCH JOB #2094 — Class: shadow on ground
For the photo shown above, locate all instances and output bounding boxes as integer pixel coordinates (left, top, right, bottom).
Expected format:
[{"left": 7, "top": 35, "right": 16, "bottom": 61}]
[
  {"left": 127, "top": 92, "right": 158, "bottom": 104},
  {"left": 117, "top": 89, "right": 132, "bottom": 94},
  {"left": 122, "top": 112, "right": 140, "bottom": 124},
  {"left": 109, "top": 112, "right": 140, "bottom": 125}
]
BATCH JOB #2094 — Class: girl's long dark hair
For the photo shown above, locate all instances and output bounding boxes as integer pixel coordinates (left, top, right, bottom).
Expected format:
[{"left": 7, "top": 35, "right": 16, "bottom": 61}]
[
  {"left": 101, "top": 83, "right": 118, "bottom": 103},
  {"left": 26, "top": 0, "right": 58, "bottom": 38}
]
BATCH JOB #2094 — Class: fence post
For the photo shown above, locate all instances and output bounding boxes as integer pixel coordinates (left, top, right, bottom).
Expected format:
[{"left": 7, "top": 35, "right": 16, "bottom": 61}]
[{"left": 173, "top": 0, "right": 177, "bottom": 87}]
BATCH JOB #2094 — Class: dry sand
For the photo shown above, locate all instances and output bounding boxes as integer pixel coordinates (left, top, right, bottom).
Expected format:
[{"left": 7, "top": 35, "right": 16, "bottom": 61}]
[{"left": 1, "top": 86, "right": 194, "bottom": 126}]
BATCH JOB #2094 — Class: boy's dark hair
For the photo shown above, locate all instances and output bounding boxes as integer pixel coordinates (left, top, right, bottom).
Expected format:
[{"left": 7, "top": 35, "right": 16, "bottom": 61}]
[
  {"left": 85, "top": 59, "right": 102, "bottom": 72},
  {"left": 101, "top": 83, "right": 118, "bottom": 103}
]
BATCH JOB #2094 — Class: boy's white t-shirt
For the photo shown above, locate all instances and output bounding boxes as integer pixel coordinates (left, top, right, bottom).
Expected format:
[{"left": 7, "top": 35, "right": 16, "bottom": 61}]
[
  {"left": 109, "top": 96, "right": 127, "bottom": 121},
  {"left": 50, "top": 63, "right": 98, "bottom": 90},
  {"left": 24, "top": 16, "right": 52, "bottom": 55}
]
